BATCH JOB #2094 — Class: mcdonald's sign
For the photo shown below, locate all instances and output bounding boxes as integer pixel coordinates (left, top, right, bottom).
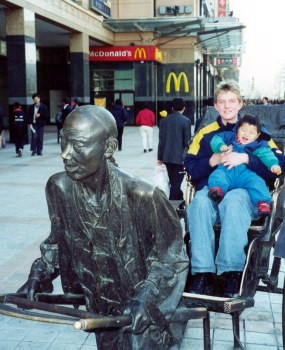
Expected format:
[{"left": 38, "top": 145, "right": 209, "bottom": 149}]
[
  {"left": 166, "top": 72, "right": 189, "bottom": 93},
  {"left": 89, "top": 46, "right": 162, "bottom": 62},
  {"left": 134, "top": 47, "right": 147, "bottom": 59}
]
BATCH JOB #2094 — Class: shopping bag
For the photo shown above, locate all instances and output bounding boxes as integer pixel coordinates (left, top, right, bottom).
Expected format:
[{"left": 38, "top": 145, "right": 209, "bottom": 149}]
[{"left": 154, "top": 164, "right": 170, "bottom": 197}]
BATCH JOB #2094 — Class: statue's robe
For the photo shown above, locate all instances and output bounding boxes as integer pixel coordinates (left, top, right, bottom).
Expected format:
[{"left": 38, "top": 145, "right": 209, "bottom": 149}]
[{"left": 28, "top": 162, "right": 189, "bottom": 349}]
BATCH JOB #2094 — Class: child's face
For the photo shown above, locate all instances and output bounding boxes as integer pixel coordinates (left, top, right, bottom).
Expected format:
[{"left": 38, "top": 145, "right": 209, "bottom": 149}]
[{"left": 237, "top": 122, "right": 260, "bottom": 144}]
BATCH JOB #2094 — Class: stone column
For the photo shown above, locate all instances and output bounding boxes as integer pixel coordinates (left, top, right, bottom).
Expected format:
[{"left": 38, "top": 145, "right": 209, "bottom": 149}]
[
  {"left": 6, "top": 8, "right": 37, "bottom": 108},
  {"left": 70, "top": 32, "right": 90, "bottom": 104},
  {"left": 6, "top": 8, "right": 37, "bottom": 142}
]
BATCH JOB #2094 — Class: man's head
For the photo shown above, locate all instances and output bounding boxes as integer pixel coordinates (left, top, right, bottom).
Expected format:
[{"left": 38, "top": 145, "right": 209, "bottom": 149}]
[
  {"left": 73, "top": 97, "right": 81, "bottom": 104},
  {"left": 62, "top": 97, "right": 70, "bottom": 106},
  {"left": 172, "top": 98, "right": 185, "bottom": 113},
  {"left": 13, "top": 102, "right": 21, "bottom": 110},
  {"left": 61, "top": 105, "right": 118, "bottom": 180},
  {"left": 32, "top": 93, "right": 40, "bottom": 105},
  {"left": 115, "top": 99, "right": 123, "bottom": 106},
  {"left": 262, "top": 97, "right": 269, "bottom": 105},
  {"left": 236, "top": 114, "right": 261, "bottom": 145},
  {"left": 214, "top": 80, "right": 243, "bottom": 125}
]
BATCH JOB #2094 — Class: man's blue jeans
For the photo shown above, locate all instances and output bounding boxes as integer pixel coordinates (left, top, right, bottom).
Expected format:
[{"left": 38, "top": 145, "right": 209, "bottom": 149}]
[{"left": 187, "top": 186, "right": 257, "bottom": 275}]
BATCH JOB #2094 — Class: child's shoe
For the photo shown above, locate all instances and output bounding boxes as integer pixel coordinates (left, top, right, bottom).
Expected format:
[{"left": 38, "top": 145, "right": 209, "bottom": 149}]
[
  {"left": 258, "top": 201, "right": 271, "bottom": 217},
  {"left": 208, "top": 187, "right": 224, "bottom": 202}
]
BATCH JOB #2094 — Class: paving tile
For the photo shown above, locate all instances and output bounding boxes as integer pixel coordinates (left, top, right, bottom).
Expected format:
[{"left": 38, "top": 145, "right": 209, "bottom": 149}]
[
  {"left": 14, "top": 341, "right": 50, "bottom": 350},
  {"left": 0, "top": 340, "right": 19, "bottom": 350},
  {"left": 245, "top": 331, "right": 278, "bottom": 346}
]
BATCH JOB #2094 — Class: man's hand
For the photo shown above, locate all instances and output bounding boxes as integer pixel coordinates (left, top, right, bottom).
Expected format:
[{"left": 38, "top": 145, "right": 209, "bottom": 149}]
[
  {"left": 123, "top": 300, "right": 152, "bottom": 334},
  {"left": 209, "top": 153, "right": 222, "bottom": 167},
  {"left": 221, "top": 152, "right": 249, "bottom": 170},
  {"left": 17, "top": 278, "right": 41, "bottom": 301}
]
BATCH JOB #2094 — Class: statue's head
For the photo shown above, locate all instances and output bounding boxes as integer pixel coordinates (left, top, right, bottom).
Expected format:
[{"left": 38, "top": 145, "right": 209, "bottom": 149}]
[{"left": 61, "top": 105, "right": 118, "bottom": 180}]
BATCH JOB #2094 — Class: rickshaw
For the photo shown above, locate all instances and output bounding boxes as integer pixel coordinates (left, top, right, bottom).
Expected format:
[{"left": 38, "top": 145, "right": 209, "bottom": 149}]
[
  {"left": 175, "top": 107, "right": 285, "bottom": 349},
  {"left": 177, "top": 172, "right": 285, "bottom": 349}
]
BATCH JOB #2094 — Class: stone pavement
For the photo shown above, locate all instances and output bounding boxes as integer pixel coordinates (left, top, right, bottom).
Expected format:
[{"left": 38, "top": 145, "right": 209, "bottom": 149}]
[{"left": 0, "top": 125, "right": 284, "bottom": 350}]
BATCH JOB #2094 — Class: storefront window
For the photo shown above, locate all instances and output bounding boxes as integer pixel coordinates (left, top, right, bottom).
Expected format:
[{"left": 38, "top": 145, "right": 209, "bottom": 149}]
[{"left": 91, "top": 67, "right": 134, "bottom": 93}]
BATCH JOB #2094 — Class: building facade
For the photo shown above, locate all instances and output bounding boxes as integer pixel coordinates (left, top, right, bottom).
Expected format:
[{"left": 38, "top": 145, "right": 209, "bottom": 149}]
[{"left": 0, "top": 0, "right": 244, "bottom": 127}]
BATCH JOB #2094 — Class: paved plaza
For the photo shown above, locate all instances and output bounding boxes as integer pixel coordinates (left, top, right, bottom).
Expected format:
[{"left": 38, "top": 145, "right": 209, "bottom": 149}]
[{"left": 0, "top": 125, "right": 284, "bottom": 349}]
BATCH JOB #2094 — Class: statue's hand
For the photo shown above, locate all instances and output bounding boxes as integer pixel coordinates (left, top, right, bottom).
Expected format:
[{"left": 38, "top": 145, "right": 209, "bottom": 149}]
[
  {"left": 123, "top": 300, "right": 152, "bottom": 334},
  {"left": 17, "top": 278, "right": 41, "bottom": 301}
]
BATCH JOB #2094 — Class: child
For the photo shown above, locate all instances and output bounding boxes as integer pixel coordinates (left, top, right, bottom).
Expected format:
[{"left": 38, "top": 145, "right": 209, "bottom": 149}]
[
  {"left": 208, "top": 114, "right": 281, "bottom": 216},
  {"left": 11, "top": 102, "right": 28, "bottom": 157}
]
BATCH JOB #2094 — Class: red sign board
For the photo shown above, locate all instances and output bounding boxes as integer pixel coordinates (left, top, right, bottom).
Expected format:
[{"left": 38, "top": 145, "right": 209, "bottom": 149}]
[
  {"left": 218, "top": 0, "right": 227, "bottom": 17},
  {"left": 89, "top": 46, "right": 163, "bottom": 63},
  {"left": 216, "top": 57, "right": 239, "bottom": 66}
]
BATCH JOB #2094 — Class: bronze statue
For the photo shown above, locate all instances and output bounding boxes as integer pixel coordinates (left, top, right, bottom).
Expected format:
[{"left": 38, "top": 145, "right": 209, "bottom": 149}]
[{"left": 17, "top": 105, "right": 189, "bottom": 349}]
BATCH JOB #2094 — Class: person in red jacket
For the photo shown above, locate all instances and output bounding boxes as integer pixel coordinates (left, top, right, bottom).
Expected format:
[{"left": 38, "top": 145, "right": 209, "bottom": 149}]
[{"left": 136, "top": 103, "right": 155, "bottom": 153}]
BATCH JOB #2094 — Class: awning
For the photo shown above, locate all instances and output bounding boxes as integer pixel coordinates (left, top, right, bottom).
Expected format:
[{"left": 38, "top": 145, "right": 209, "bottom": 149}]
[{"left": 103, "top": 16, "right": 245, "bottom": 54}]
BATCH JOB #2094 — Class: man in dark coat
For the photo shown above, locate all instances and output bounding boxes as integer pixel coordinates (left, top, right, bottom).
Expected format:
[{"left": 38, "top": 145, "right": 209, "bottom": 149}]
[
  {"left": 61, "top": 97, "right": 73, "bottom": 125},
  {"left": 17, "top": 105, "right": 189, "bottom": 349},
  {"left": 11, "top": 102, "right": 28, "bottom": 157},
  {"left": 157, "top": 98, "right": 192, "bottom": 200},
  {"left": 110, "top": 99, "right": 128, "bottom": 151},
  {"left": 28, "top": 93, "right": 49, "bottom": 156},
  {"left": 0, "top": 106, "right": 3, "bottom": 134}
]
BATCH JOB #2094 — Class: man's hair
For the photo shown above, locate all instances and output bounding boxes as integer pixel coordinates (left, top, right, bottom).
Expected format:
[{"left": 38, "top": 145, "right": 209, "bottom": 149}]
[
  {"left": 63, "top": 97, "right": 70, "bottom": 104},
  {"left": 237, "top": 114, "right": 262, "bottom": 133},
  {"left": 13, "top": 102, "right": 21, "bottom": 109},
  {"left": 32, "top": 93, "right": 40, "bottom": 99},
  {"left": 115, "top": 99, "right": 123, "bottom": 106},
  {"left": 214, "top": 80, "right": 241, "bottom": 103},
  {"left": 172, "top": 98, "right": 185, "bottom": 111},
  {"left": 74, "top": 97, "right": 81, "bottom": 104}
]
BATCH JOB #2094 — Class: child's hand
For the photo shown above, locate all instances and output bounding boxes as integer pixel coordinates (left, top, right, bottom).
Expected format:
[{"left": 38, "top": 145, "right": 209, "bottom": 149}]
[
  {"left": 271, "top": 165, "right": 282, "bottom": 175},
  {"left": 220, "top": 144, "right": 233, "bottom": 154}
]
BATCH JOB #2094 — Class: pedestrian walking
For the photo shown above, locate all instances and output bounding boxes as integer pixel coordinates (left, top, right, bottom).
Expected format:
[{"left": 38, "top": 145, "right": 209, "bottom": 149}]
[
  {"left": 28, "top": 93, "right": 49, "bottom": 156},
  {"left": 61, "top": 97, "right": 73, "bottom": 125},
  {"left": 110, "top": 99, "right": 128, "bottom": 151},
  {"left": 11, "top": 102, "right": 28, "bottom": 157},
  {"left": 0, "top": 105, "right": 4, "bottom": 148},
  {"left": 136, "top": 103, "right": 155, "bottom": 153},
  {"left": 157, "top": 98, "right": 192, "bottom": 200}
]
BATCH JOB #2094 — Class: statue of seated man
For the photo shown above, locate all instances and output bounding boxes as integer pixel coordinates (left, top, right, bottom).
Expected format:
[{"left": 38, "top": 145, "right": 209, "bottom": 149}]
[{"left": 17, "top": 105, "right": 189, "bottom": 349}]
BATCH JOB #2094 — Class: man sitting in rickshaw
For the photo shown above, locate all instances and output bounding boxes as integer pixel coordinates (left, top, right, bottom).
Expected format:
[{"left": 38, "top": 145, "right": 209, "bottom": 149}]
[{"left": 184, "top": 80, "right": 285, "bottom": 298}]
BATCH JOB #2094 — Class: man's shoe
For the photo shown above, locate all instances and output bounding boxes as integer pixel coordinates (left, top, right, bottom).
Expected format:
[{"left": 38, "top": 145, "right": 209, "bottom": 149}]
[
  {"left": 144, "top": 149, "right": 147, "bottom": 153},
  {"left": 149, "top": 148, "right": 153, "bottom": 152},
  {"left": 258, "top": 201, "right": 270, "bottom": 217},
  {"left": 224, "top": 271, "right": 242, "bottom": 298},
  {"left": 31, "top": 152, "right": 36, "bottom": 156},
  {"left": 18, "top": 149, "right": 22, "bottom": 157},
  {"left": 208, "top": 187, "right": 224, "bottom": 202},
  {"left": 186, "top": 273, "right": 213, "bottom": 295},
  {"left": 37, "top": 152, "right": 43, "bottom": 156}
]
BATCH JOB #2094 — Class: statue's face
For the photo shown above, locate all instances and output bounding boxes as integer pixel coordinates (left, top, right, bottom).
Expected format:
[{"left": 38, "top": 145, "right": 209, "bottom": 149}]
[{"left": 61, "top": 115, "right": 106, "bottom": 180}]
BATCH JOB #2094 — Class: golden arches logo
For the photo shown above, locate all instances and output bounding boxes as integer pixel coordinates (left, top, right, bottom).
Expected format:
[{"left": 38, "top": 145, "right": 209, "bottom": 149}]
[
  {"left": 155, "top": 48, "right": 163, "bottom": 62},
  {"left": 166, "top": 72, "right": 189, "bottom": 93},
  {"left": 134, "top": 47, "right": 147, "bottom": 59}
]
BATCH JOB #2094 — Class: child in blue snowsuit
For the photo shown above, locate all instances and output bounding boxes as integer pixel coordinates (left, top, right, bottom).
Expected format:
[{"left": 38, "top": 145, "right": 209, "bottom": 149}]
[{"left": 208, "top": 114, "right": 281, "bottom": 216}]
